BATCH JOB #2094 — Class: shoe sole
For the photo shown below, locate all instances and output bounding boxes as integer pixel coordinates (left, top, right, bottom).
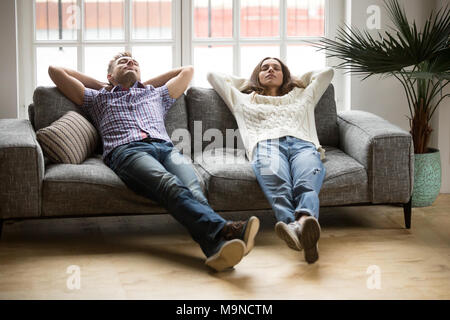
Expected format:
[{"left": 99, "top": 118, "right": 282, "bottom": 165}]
[
  {"left": 243, "top": 216, "right": 260, "bottom": 256},
  {"left": 300, "top": 217, "right": 321, "bottom": 264},
  {"left": 275, "top": 222, "right": 301, "bottom": 251},
  {"left": 205, "top": 239, "right": 246, "bottom": 272}
]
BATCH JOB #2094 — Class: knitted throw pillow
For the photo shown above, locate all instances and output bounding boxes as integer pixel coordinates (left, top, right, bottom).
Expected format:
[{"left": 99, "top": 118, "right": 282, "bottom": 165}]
[{"left": 36, "top": 111, "right": 99, "bottom": 164}]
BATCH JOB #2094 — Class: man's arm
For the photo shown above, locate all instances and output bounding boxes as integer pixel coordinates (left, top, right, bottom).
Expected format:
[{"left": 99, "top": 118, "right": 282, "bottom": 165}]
[
  {"left": 144, "top": 66, "right": 194, "bottom": 100},
  {"left": 48, "top": 66, "right": 107, "bottom": 105},
  {"left": 166, "top": 66, "right": 194, "bottom": 99},
  {"left": 143, "top": 67, "right": 185, "bottom": 88}
]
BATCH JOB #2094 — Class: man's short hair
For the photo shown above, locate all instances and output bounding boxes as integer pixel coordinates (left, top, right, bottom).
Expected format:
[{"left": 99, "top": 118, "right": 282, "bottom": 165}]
[{"left": 107, "top": 51, "right": 133, "bottom": 75}]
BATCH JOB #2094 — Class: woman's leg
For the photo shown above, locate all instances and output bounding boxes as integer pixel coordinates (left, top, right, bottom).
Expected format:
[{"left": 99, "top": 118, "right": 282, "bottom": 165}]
[
  {"left": 287, "top": 137, "right": 325, "bottom": 263},
  {"left": 288, "top": 138, "right": 326, "bottom": 220},
  {"left": 251, "top": 138, "right": 296, "bottom": 224}
]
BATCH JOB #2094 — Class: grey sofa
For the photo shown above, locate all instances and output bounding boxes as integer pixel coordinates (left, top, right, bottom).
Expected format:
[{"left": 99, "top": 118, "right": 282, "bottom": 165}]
[{"left": 0, "top": 84, "right": 414, "bottom": 237}]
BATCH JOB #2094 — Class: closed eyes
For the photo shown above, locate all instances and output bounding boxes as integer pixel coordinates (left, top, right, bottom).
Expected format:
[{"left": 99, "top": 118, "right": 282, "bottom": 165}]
[
  {"left": 261, "top": 65, "right": 281, "bottom": 71},
  {"left": 118, "top": 58, "right": 139, "bottom": 66}
]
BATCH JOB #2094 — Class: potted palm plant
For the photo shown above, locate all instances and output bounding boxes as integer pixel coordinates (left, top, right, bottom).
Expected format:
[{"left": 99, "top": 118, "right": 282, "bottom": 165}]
[{"left": 312, "top": 0, "right": 449, "bottom": 207}]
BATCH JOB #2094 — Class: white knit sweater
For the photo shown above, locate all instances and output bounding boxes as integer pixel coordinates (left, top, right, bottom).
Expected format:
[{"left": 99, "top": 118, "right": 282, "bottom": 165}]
[{"left": 207, "top": 67, "right": 334, "bottom": 161}]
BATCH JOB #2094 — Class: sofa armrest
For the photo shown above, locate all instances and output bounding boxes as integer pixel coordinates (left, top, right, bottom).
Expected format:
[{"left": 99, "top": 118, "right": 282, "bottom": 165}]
[
  {"left": 0, "top": 119, "right": 44, "bottom": 219},
  {"left": 337, "top": 110, "right": 414, "bottom": 204}
]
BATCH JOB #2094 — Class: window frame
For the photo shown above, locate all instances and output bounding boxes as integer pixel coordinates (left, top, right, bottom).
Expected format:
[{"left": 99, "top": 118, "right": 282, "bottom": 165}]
[
  {"left": 28, "top": 0, "right": 181, "bottom": 88},
  {"left": 17, "top": 0, "right": 343, "bottom": 118},
  {"left": 186, "top": 0, "right": 332, "bottom": 79}
]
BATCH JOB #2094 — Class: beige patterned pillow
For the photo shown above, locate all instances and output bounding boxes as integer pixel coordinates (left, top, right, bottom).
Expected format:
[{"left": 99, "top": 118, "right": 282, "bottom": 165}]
[{"left": 36, "top": 111, "right": 99, "bottom": 164}]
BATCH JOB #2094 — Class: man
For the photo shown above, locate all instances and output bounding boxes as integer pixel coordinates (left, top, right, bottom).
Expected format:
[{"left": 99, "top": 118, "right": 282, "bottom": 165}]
[{"left": 48, "top": 52, "right": 259, "bottom": 272}]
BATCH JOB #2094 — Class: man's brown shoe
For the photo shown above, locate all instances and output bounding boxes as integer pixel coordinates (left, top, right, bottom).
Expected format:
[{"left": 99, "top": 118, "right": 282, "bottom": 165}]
[
  {"left": 220, "top": 216, "right": 260, "bottom": 256},
  {"left": 275, "top": 221, "right": 302, "bottom": 251},
  {"left": 298, "top": 216, "right": 321, "bottom": 264}
]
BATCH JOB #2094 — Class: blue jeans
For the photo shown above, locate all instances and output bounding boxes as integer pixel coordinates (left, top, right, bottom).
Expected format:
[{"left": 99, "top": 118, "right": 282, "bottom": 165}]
[
  {"left": 251, "top": 136, "right": 326, "bottom": 224},
  {"left": 108, "top": 140, "right": 227, "bottom": 257}
]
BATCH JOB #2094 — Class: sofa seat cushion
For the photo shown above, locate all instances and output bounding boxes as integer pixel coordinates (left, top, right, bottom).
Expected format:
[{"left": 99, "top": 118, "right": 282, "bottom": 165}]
[
  {"left": 194, "top": 147, "right": 369, "bottom": 211},
  {"left": 193, "top": 148, "right": 268, "bottom": 211},
  {"left": 42, "top": 155, "right": 166, "bottom": 217}
]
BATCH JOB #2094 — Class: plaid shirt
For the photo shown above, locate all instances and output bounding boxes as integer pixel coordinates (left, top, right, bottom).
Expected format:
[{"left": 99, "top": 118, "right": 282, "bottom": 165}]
[{"left": 82, "top": 81, "right": 176, "bottom": 164}]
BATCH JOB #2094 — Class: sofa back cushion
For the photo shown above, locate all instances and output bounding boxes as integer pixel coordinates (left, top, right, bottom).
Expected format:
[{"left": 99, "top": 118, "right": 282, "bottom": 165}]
[
  {"left": 315, "top": 84, "right": 339, "bottom": 148},
  {"left": 30, "top": 86, "right": 189, "bottom": 152},
  {"left": 186, "top": 87, "right": 242, "bottom": 153},
  {"left": 185, "top": 84, "right": 339, "bottom": 152},
  {"left": 32, "top": 87, "right": 88, "bottom": 131},
  {"left": 164, "top": 95, "right": 190, "bottom": 153}
]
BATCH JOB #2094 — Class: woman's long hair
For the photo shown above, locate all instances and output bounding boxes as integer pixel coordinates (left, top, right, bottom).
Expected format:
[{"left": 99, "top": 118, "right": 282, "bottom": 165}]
[{"left": 240, "top": 57, "right": 305, "bottom": 96}]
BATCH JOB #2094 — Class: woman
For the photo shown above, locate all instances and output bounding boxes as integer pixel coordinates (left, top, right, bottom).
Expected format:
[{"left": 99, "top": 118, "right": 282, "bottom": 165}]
[{"left": 207, "top": 57, "right": 334, "bottom": 264}]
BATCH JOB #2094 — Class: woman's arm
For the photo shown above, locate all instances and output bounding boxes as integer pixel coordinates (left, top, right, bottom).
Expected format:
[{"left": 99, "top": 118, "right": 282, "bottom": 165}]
[
  {"left": 301, "top": 68, "right": 334, "bottom": 105},
  {"left": 207, "top": 72, "right": 248, "bottom": 111}
]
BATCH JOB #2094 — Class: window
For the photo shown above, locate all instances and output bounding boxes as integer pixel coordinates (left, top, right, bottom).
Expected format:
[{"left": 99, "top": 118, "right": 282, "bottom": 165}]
[
  {"left": 32, "top": 0, "right": 179, "bottom": 87},
  {"left": 18, "top": 0, "right": 334, "bottom": 116},
  {"left": 191, "top": 0, "right": 327, "bottom": 87}
]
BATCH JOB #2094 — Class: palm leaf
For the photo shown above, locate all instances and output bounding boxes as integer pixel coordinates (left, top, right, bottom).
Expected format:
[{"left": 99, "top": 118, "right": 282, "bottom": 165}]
[
  {"left": 309, "top": 0, "right": 450, "bottom": 153},
  {"left": 310, "top": 0, "right": 450, "bottom": 78}
]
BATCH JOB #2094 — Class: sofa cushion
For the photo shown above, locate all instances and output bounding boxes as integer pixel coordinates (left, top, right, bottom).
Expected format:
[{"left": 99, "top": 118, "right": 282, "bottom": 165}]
[
  {"left": 315, "top": 85, "right": 339, "bottom": 148},
  {"left": 193, "top": 146, "right": 369, "bottom": 211},
  {"left": 164, "top": 95, "right": 190, "bottom": 153},
  {"left": 36, "top": 111, "right": 99, "bottom": 164},
  {"left": 33, "top": 87, "right": 90, "bottom": 131},
  {"left": 28, "top": 103, "right": 36, "bottom": 129},
  {"left": 42, "top": 155, "right": 165, "bottom": 217},
  {"left": 193, "top": 148, "right": 267, "bottom": 211},
  {"left": 186, "top": 87, "right": 244, "bottom": 153}
]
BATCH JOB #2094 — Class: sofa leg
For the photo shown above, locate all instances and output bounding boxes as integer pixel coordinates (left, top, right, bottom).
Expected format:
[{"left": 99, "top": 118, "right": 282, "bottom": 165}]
[{"left": 403, "top": 198, "right": 412, "bottom": 229}]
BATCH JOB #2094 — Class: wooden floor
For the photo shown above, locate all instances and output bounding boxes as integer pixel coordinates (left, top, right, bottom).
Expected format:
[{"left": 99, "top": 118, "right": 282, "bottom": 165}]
[{"left": 0, "top": 194, "right": 449, "bottom": 300}]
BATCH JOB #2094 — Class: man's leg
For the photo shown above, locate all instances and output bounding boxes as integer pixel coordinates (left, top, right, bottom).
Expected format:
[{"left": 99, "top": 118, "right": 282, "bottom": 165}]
[
  {"left": 161, "top": 144, "right": 259, "bottom": 257},
  {"left": 109, "top": 142, "right": 259, "bottom": 270},
  {"left": 163, "top": 147, "right": 210, "bottom": 206},
  {"left": 110, "top": 142, "right": 227, "bottom": 258}
]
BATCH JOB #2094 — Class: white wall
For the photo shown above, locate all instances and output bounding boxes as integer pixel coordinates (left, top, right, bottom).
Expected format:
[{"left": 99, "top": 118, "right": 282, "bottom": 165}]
[
  {"left": 432, "top": 0, "right": 450, "bottom": 193},
  {"left": 347, "top": 0, "right": 434, "bottom": 131},
  {"left": 0, "top": 0, "right": 19, "bottom": 119},
  {"left": 434, "top": 93, "right": 450, "bottom": 193},
  {"left": 345, "top": 0, "right": 449, "bottom": 193}
]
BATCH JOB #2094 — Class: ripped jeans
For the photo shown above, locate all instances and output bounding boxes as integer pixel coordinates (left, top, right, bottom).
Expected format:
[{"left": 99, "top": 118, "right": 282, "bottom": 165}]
[{"left": 251, "top": 136, "right": 326, "bottom": 223}]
